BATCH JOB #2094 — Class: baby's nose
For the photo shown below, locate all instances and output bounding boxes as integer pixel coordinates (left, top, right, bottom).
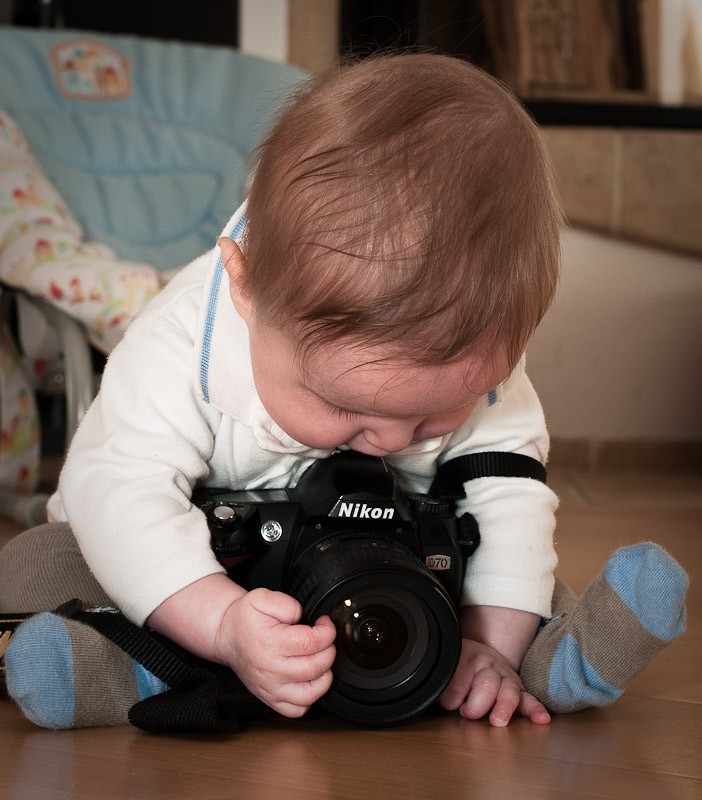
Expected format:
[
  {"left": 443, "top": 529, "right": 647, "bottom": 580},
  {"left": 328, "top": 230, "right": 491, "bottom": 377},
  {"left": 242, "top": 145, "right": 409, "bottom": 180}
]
[{"left": 363, "top": 423, "right": 417, "bottom": 454}]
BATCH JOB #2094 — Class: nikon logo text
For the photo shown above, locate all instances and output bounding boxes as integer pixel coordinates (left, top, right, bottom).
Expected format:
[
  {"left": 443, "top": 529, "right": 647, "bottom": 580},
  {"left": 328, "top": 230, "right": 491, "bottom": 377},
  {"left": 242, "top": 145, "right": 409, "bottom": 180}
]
[{"left": 336, "top": 502, "right": 395, "bottom": 520}]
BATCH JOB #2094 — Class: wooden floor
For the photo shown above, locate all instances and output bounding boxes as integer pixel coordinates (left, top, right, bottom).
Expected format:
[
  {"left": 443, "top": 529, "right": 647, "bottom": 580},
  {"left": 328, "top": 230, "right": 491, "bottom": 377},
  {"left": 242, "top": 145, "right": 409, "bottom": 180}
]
[{"left": 0, "top": 466, "right": 699, "bottom": 799}]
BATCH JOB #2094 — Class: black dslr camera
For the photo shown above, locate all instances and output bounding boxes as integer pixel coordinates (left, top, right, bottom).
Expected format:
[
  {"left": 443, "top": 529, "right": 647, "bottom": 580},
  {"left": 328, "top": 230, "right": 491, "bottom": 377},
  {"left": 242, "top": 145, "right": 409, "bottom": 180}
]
[{"left": 195, "top": 451, "right": 479, "bottom": 727}]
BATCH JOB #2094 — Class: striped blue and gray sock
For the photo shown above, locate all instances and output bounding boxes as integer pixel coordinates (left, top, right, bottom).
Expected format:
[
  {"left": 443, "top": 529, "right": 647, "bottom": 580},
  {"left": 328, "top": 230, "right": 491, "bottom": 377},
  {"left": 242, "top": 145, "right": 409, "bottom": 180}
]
[
  {"left": 4, "top": 612, "right": 168, "bottom": 729},
  {"left": 520, "top": 542, "right": 688, "bottom": 713}
]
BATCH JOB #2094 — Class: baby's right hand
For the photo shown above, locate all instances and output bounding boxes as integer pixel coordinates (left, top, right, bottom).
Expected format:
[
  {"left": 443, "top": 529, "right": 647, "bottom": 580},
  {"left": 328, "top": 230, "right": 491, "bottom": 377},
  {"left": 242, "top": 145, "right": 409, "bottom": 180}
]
[{"left": 215, "top": 587, "right": 337, "bottom": 717}]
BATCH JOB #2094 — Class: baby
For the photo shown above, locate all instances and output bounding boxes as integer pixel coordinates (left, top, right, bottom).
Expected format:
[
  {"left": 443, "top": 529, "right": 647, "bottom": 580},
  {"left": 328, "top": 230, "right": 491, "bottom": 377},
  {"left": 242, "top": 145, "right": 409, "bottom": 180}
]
[{"left": 0, "top": 53, "right": 687, "bottom": 730}]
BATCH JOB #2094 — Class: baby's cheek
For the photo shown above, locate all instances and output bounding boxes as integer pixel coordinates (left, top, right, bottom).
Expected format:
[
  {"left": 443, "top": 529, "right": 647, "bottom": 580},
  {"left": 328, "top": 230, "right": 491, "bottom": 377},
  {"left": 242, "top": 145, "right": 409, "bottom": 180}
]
[
  {"left": 416, "top": 408, "right": 476, "bottom": 441},
  {"left": 285, "top": 414, "right": 357, "bottom": 450}
]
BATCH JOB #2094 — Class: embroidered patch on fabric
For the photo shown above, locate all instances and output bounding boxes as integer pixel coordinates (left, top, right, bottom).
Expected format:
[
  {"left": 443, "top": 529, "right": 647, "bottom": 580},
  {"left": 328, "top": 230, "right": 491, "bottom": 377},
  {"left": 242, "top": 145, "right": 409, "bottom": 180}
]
[{"left": 50, "top": 39, "right": 132, "bottom": 100}]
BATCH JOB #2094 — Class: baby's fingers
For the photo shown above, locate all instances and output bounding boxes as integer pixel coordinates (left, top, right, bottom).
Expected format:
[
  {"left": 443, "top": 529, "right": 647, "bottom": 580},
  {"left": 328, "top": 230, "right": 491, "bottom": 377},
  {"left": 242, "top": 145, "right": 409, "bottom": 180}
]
[
  {"left": 485, "top": 676, "right": 523, "bottom": 726},
  {"left": 517, "top": 691, "right": 551, "bottom": 725},
  {"left": 284, "top": 641, "right": 337, "bottom": 683},
  {"left": 283, "top": 624, "right": 334, "bottom": 658},
  {"left": 438, "top": 652, "right": 476, "bottom": 711},
  {"left": 473, "top": 677, "right": 551, "bottom": 727},
  {"left": 248, "top": 587, "right": 303, "bottom": 625},
  {"left": 282, "top": 616, "right": 336, "bottom": 657},
  {"left": 459, "top": 667, "right": 503, "bottom": 720},
  {"left": 272, "top": 669, "right": 335, "bottom": 718}
]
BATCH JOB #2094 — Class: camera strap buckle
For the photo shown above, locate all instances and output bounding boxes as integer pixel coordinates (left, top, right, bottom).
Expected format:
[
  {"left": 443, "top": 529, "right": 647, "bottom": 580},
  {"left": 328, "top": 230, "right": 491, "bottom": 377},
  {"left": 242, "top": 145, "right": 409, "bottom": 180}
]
[{"left": 0, "top": 612, "right": 32, "bottom": 678}]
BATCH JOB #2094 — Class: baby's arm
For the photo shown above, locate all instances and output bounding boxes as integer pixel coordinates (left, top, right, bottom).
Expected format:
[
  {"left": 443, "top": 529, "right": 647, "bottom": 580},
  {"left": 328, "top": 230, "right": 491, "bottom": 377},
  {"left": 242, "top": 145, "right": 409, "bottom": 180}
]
[
  {"left": 51, "top": 264, "right": 334, "bottom": 716},
  {"left": 147, "top": 574, "right": 336, "bottom": 717},
  {"left": 435, "top": 359, "right": 558, "bottom": 725},
  {"left": 439, "top": 605, "right": 551, "bottom": 726}
]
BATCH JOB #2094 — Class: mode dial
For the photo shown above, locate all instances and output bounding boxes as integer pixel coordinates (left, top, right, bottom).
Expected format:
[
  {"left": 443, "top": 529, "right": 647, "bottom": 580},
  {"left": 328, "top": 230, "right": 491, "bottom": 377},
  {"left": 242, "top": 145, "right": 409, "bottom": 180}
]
[{"left": 406, "top": 493, "right": 451, "bottom": 515}]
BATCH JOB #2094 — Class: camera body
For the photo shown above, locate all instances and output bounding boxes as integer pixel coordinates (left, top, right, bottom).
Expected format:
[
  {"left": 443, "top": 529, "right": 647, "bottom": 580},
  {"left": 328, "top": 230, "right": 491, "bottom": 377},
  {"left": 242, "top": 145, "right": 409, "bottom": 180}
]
[{"left": 195, "top": 451, "right": 479, "bottom": 726}]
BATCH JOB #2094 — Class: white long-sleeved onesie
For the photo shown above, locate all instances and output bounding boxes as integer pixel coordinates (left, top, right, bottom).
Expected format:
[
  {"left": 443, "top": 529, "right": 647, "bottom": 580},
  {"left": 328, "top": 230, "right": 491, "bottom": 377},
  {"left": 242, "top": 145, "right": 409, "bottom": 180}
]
[{"left": 47, "top": 206, "right": 559, "bottom": 625}]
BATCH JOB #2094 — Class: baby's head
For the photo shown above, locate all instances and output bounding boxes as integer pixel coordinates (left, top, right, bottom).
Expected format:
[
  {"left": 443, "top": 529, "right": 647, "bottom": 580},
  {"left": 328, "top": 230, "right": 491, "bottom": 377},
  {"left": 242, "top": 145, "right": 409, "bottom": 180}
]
[
  {"left": 239, "top": 52, "right": 561, "bottom": 369},
  {"left": 223, "top": 53, "right": 561, "bottom": 455}
]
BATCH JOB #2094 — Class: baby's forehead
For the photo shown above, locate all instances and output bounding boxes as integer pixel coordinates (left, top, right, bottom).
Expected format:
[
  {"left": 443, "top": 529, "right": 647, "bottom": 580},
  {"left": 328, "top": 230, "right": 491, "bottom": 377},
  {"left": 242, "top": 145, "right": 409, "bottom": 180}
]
[{"left": 300, "top": 340, "right": 510, "bottom": 412}]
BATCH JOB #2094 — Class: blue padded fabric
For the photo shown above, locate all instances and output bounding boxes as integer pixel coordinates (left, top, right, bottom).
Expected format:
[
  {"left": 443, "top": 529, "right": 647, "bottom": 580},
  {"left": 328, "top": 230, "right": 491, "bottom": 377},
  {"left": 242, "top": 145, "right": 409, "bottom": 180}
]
[{"left": 0, "top": 27, "right": 306, "bottom": 269}]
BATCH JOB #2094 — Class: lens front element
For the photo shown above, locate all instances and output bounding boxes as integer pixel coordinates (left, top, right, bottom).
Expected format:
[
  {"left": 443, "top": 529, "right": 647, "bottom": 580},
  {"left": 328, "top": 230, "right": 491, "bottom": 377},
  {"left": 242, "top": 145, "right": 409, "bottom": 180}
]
[{"left": 343, "top": 601, "right": 409, "bottom": 670}]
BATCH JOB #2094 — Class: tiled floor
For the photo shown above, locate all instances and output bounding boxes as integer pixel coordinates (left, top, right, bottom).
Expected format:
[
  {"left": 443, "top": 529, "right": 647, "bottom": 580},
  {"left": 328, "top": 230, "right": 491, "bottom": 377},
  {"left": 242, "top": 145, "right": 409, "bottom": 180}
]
[{"left": 0, "top": 466, "right": 700, "bottom": 799}]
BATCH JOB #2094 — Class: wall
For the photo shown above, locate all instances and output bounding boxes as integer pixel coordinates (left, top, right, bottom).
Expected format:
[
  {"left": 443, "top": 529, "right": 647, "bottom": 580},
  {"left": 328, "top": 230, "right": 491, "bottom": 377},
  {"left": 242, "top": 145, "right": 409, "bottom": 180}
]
[
  {"left": 513, "top": 6, "right": 702, "bottom": 464},
  {"left": 527, "top": 228, "right": 702, "bottom": 468},
  {"left": 536, "top": 123, "right": 702, "bottom": 468},
  {"left": 543, "top": 126, "right": 702, "bottom": 258},
  {"left": 239, "top": 0, "right": 339, "bottom": 73},
  {"left": 239, "top": 0, "right": 289, "bottom": 62}
]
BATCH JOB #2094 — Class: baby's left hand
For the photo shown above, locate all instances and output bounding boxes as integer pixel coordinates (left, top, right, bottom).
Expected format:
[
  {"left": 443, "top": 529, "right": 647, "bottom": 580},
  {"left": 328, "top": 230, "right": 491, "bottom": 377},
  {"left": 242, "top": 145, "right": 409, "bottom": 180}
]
[{"left": 439, "top": 638, "right": 551, "bottom": 726}]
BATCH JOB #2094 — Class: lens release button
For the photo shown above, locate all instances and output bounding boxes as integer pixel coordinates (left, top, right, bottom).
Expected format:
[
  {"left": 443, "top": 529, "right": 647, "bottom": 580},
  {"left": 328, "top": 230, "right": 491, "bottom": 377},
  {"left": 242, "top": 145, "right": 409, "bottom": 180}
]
[{"left": 260, "top": 520, "right": 283, "bottom": 542}]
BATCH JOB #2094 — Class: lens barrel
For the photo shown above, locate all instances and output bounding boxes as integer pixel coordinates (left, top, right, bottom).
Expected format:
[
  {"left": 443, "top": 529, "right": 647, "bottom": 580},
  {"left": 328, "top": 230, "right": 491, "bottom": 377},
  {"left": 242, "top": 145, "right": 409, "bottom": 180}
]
[{"left": 289, "top": 535, "right": 461, "bottom": 726}]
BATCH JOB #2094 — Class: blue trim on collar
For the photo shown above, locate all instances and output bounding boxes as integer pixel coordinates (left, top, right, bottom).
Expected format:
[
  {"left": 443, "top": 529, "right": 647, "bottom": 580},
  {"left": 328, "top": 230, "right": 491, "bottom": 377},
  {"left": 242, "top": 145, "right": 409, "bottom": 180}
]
[{"left": 199, "top": 214, "right": 248, "bottom": 404}]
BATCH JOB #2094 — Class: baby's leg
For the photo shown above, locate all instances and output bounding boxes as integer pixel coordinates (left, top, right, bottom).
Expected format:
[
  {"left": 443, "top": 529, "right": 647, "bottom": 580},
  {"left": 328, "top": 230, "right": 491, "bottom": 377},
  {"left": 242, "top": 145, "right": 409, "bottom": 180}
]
[
  {"left": 0, "top": 525, "right": 167, "bottom": 728},
  {"left": 0, "top": 523, "right": 111, "bottom": 610},
  {"left": 520, "top": 543, "right": 688, "bottom": 713}
]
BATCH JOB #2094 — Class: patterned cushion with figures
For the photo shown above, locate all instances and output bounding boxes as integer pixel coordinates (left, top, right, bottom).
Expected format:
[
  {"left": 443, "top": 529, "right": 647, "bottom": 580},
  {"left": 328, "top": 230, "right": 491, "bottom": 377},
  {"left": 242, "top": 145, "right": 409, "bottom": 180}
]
[
  {"left": 0, "top": 296, "right": 40, "bottom": 492},
  {"left": 0, "top": 111, "right": 161, "bottom": 353}
]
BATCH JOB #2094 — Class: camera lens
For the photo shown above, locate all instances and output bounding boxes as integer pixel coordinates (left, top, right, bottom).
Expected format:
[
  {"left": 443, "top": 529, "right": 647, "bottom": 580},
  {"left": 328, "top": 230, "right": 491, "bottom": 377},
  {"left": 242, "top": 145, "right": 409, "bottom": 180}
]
[
  {"left": 346, "top": 604, "right": 407, "bottom": 668},
  {"left": 328, "top": 586, "right": 432, "bottom": 693},
  {"left": 289, "top": 535, "right": 461, "bottom": 727}
]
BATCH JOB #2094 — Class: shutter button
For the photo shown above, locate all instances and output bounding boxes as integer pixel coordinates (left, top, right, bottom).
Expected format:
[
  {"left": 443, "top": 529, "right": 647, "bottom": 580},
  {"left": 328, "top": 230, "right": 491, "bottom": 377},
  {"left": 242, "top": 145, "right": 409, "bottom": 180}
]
[{"left": 211, "top": 504, "right": 239, "bottom": 526}]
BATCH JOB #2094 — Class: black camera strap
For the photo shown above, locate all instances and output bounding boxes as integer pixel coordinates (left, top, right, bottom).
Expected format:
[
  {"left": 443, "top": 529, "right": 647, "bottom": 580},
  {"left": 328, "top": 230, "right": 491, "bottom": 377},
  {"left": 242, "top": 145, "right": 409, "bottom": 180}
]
[
  {"left": 431, "top": 451, "right": 547, "bottom": 500},
  {"left": 0, "top": 602, "right": 269, "bottom": 733},
  {"left": 0, "top": 612, "right": 31, "bottom": 681},
  {"left": 65, "top": 603, "right": 270, "bottom": 733}
]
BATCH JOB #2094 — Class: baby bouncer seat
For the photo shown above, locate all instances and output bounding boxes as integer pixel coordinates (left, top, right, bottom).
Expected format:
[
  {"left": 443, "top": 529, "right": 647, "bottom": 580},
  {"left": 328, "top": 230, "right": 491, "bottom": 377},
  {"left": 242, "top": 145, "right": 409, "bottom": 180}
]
[{"left": 0, "top": 25, "right": 306, "bottom": 522}]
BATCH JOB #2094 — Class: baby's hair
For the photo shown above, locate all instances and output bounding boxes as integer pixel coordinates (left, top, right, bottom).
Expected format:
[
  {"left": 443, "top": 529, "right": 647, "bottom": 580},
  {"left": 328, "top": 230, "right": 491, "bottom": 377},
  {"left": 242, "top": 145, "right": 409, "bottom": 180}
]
[{"left": 243, "top": 52, "right": 562, "bottom": 369}]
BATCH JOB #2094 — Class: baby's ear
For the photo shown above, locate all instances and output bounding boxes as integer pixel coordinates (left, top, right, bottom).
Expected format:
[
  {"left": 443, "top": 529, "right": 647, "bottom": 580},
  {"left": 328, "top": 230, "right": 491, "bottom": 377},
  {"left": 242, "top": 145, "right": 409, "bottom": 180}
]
[{"left": 219, "top": 237, "right": 252, "bottom": 320}]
